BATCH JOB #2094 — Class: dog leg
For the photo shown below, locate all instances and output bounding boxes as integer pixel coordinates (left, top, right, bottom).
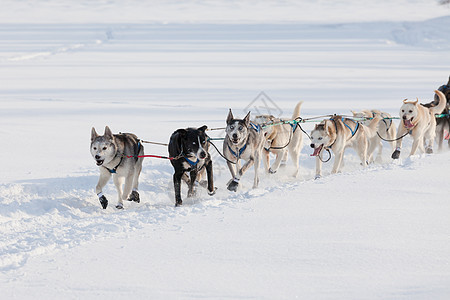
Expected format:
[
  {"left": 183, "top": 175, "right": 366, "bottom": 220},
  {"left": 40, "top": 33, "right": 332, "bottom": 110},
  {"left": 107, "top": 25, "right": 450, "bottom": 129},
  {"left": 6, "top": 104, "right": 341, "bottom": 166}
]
[
  {"left": 262, "top": 149, "right": 270, "bottom": 173},
  {"left": 127, "top": 160, "right": 142, "bottom": 203},
  {"left": 315, "top": 156, "right": 323, "bottom": 179},
  {"left": 392, "top": 125, "right": 407, "bottom": 159},
  {"left": 187, "top": 169, "right": 198, "bottom": 198},
  {"left": 228, "top": 158, "right": 255, "bottom": 192},
  {"left": 95, "top": 168, "right": 111, "bottom": 209},
  {"left": 289, "top": 148, "right": 300, "bottom": 177},
  {"left": 253, "top": 154, "right": 260, "bottom": 189},
  {"left": 173, "top": 171, "right": 184, "bottom": 206},
  {"left": 409, "top": 135, "right": 422, "bottom": 156},
  {"left": 436, "top": 122, "right": 444, "bottom": 151},
  {"left": 205, "top": 160, "right": 216, "bottom": 196},
  {"left": 113, "top": 175, "right": 125, "bottom": 209},
  {"left": 269, "top": 150, "right": 284, "bottom": 174},
  {"left": 331, "top": 150, "right": 344, "bottom": 174}
]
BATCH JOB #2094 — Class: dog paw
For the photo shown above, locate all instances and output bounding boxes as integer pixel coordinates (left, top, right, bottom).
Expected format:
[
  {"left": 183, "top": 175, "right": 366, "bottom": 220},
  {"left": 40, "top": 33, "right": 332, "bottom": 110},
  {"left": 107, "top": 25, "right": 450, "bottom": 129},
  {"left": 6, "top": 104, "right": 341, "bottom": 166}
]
[
  {"left": 391, "top": 150, "right": 400, "bottom": 159},
  {"left": 314, "top": 174, "right": 321, "bottom": 180},
  {"left": 127, "top": 191, "right": 140, "bottom": 203},
  {"left": 175, "top": 200, "right": 183, "bottom": 207},
  {"left": 268, "top": 168, "right": 277, "bottom": 174},
  {"left": 425, "top": 147, "right": 433, "bottom": 154},
  {"left": 115, "top": 203, "right": 124, "bottom": 209},
  {"left": 227, "top": 180, "right": 239, "bottom": 192},
  {"left": 99, "top": 195, "right": 108, "bottom": 209},
  {"left": 208, "top": 187, "right": 217, "bottom": 196}
]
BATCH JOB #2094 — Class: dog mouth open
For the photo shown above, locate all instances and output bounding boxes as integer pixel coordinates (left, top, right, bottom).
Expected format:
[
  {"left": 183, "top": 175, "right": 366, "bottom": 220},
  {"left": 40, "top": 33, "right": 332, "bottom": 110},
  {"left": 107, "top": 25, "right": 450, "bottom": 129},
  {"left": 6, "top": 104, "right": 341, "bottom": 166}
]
[
  {"left": 310, "top": 144, "right": 323, "bottom": 157},
  {"left": 96, "top": 159, "right": 104, "bottom": 166},
  {"left": 403, "top": 118, "right": 414, "bottom": 129}
]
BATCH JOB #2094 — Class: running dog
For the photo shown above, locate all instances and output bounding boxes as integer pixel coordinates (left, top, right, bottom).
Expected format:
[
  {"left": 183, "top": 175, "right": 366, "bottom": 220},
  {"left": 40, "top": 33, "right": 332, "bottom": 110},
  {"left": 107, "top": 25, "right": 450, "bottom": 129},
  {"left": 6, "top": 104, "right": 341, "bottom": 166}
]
[
  {"left": 90, "top": 126, "right": 144, "bottom": 209},
  {"left": 351, "top": 109, "right": 397, "bottom": 162},
  {"left": 392, "top": 90, "right": 447, "bottom": 159},
  {"left": 421, "top": 77, "right": 450, "bottom": 150},
  {"left": 168, "top": 126, "right": 215, "bottom": 206},
  {"left": 310, "top": 115, "right": 381, "bottom": 178},
  {"left": 223, "top": 110, "right": 265, "bottom": 192},
  {"left": 254, "top": 101, "right": 304, "bottom": 177}
]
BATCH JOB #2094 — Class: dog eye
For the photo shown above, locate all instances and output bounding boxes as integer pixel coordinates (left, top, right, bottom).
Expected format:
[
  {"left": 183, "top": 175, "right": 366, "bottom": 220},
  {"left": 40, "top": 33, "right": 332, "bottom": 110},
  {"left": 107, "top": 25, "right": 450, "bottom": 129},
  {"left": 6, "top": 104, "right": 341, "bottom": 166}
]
[
  {"left": 409, "top": 110, "right": 413, "bottom": 113},
  {"left": 401, "top": 110, "right": 404, "bottom": 112},
  {"left": 238, "top": 125, "right": 243, "bottom": 130},
  {"left": 230, "top": 125, "right": 234, "bottom": 130},
  {"left": 318, "top": 137, "right": 322, "bottom": 140},
  {"left": 93, "top": 147, "right": 97, "bottom": 150},
  {"left": 102, "top": 147, "right": 107, "bottom": 150}
]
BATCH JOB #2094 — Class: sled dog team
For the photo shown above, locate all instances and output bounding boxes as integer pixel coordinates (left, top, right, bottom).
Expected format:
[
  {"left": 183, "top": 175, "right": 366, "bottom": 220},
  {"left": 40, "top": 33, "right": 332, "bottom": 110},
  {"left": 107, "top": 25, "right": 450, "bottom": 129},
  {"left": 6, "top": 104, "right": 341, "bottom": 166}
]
[{"left": 91, "top": 85, "right": 450, "bottom": 209}]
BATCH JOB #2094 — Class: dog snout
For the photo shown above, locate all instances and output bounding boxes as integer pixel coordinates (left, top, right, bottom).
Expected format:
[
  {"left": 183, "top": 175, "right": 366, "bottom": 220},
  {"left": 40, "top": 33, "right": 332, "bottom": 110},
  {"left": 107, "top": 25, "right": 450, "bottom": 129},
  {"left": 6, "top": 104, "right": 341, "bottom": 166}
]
[
  {"left": 95, "top": 154, "right": 101, "bottom": 160},
  {"left": 402, "top": 115, "right": 406, "bottom": 120},
  {"left": 232, "top": 133, "right": 238, "bottom": 139},
  {"left": 199, "top": 151, "right": 207, "bottom": 159},
  {"left": 310, "top": 143, "right": 315, "bottom": 148}
]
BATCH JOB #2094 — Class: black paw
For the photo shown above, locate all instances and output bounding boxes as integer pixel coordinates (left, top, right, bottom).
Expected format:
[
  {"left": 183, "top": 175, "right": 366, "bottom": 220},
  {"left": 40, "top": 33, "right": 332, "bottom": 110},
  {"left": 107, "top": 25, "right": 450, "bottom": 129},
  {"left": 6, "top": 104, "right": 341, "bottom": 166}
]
[
  {"left": 426, "top": 147, "right": 433, "bottom": 154},
  {"left": 208, "top": 187, "right": 217, "bottom": 196},
  {"left": 227, "top": 180, "right": 239, "bottom": 192},
  {"left": 268, "top": 168, "right": 277, "bottom": 174},
  {"left": 115, "top": 204, "right": 124, "bottom": 209},
  {"left": 127, "top": 191, "right": 140, "bottom": 203},
  {"left": 175, "top": 200, "right": 183, "bottom": 207},
  {"left": 391, "top": 150, "right": 400, "bottom": 159},
  {"left": 99, "top": 195, "right": 108, "bottom": 209}
]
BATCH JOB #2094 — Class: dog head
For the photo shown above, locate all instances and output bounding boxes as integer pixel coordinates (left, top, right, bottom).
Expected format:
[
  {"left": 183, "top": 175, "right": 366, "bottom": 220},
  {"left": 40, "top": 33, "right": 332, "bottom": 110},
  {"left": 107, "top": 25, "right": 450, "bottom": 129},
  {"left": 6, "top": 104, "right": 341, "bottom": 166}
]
[
  {"left": 226, "top": 109, "right": 250, "bottom": 145},
  {"left": 91, "top": 126, "right": 117, "bottom": 166},
  {"left": 400, "top": 99, "right": 419, "bottom": 129},
  {"left": 309, "top": 121, "right": 335, "bottom": 156},
  {"left": 173, "top": 125, "right": 209, "bottom": 161}
]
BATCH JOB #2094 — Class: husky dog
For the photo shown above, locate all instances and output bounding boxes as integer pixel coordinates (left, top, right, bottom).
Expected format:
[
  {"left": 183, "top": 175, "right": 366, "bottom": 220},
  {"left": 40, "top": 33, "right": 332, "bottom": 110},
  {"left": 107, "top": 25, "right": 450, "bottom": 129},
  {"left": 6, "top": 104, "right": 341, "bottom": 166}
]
[
  {"left": 351, "top": 109, "right": 397, "bottom": 162},
  {"left": 90, "top": 126, "right": 144, "bottom": 209},
  {"left": 168, "top": 126, "right": 215, "bottom": 207},
  {"left": 421, "top": 77, "right": 450, "bottom": 150},
  {"left": 254, "top": 101, "right": 304, "bottom": 177},
  {"left": 392, "top": 90, "right": 447, "bottom": 159},
  {"left": 223, "top": 110, "right": 265, "bottom": 192},
  {"left": 310, "top": 115, "right": 381, "bottom": 178}
]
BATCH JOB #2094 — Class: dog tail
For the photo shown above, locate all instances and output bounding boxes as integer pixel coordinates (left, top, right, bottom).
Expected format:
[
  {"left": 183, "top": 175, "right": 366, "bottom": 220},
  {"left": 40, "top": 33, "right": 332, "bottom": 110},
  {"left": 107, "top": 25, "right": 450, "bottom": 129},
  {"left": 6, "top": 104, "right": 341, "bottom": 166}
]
[
  {"left": 291, "top": 101, "right": 303, "bottom": 120},
  {"left": 430, "top": 90, "right": 447, "bottom": 114},
  {"left": 365, "top": 114, "right": 382, "bottom": 138}
]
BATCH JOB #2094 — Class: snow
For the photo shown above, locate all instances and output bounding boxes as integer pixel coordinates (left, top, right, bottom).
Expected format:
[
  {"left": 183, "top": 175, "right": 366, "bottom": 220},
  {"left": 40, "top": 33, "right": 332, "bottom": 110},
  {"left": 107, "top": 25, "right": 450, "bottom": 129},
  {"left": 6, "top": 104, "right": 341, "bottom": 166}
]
[{"left": 1, "top": 0, "right": 450, "bottom": 299}]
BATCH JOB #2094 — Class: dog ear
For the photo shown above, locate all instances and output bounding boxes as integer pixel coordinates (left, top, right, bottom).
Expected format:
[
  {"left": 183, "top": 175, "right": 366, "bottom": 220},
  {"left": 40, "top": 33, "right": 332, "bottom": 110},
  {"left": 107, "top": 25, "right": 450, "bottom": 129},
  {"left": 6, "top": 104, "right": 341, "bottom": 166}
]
[
  {"left": 175, "top": 128, "right": 187, "bottom": 137},
  {"left": 413, "top": 98, "right": 419, "bottom": 105},
  {"left": 243, "top": 111, "right": 251, "bottom": 127},
  {"left": 104, "top": 126, "right": 113, "bottom": 140},
  {"left": 403, "top": 99, "right": 408, "bottom": 104},
  {"left": 226, "top": 109, "right": 234, "bottom": 124},
  {"left": 197, "top": 125, "right": 207, "bottom": 132},
  {"left": 91, "top": 127, "right": 98, "bottom": 142}
]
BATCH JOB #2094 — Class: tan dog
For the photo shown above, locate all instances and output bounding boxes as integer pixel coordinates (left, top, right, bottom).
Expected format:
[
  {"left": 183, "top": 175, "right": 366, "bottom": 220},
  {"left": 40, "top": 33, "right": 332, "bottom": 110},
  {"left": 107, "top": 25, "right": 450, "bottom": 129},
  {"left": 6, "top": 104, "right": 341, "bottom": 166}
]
[
  {"left": 392, "top": 90, "right": 447, "bottom": 159},
  {"left": 310, "top": 115, "right": 381, "bottom": 179},
  {"left": 351, "top": 109, "right": 397, "bottom": 163},
  {"left": 254, "top": 101, "right": 303, "bottom": 177}
]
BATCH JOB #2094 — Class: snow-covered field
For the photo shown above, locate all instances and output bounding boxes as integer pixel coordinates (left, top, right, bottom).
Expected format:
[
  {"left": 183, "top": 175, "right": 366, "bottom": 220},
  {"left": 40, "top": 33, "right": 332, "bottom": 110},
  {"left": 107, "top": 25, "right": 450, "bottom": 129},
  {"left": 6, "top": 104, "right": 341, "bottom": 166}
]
[{"left": 1, "top": 0, "right": 450, "bottom": 299}]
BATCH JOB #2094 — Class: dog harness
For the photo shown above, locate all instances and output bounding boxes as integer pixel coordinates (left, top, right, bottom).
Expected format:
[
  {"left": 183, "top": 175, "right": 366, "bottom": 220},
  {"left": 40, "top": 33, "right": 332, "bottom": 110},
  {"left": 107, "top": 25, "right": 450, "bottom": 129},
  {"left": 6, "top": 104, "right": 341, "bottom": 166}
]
[
  {"left": 327, "top": 117, "right": 359, "bottom": 148},
  {"left": 103, "top": 141, "right": 142, "bottom": 174},
  {"left": 184, "top": 156, "right": 200, "bottom": 167},
  {"left": 249, "top": 122, "right": 261, "bottom": 133},
  {"left": 227, "top": 143, "right": 247, "bottom": 159}
]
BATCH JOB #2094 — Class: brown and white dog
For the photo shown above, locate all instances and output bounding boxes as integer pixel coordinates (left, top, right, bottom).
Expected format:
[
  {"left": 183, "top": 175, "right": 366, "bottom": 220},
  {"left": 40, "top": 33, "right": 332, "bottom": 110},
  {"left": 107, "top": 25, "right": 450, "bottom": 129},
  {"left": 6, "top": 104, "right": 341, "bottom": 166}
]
[
  {"left": 391, "top": 90, "right": 447, "bottom": 159},
  {"left": 351, "top": 109, "right": 397, "bottom": 163},
  {"left": 310, "top": 115, "right": 381, "bottom": 179},
  {"left": 254, "top": 101, "right": 304, "bottom": 177}
]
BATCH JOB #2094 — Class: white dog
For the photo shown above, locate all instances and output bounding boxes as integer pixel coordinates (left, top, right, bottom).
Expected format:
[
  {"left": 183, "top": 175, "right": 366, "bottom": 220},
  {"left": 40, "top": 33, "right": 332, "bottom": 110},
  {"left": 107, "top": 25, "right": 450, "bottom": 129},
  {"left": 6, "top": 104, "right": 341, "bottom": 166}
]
[{"left": 392, "top": 90, "right": 447, "bottom": 159}]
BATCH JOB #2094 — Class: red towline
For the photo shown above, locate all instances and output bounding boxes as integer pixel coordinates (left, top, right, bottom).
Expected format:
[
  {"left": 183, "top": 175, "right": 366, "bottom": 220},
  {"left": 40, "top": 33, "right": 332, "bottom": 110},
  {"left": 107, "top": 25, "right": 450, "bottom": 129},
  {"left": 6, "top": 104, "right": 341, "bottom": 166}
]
[{"left": 125, "top": 154, "right": 176, "bottom": 160}]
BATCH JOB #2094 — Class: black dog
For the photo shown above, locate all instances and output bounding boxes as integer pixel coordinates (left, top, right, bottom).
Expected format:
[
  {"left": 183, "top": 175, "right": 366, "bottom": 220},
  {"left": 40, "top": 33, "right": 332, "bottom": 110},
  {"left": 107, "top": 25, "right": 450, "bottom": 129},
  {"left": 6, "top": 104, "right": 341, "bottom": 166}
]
[
  {"left": 168, "top": 125, "right": 215, "bottom": 206},
  {"left": 422, "top": 76, "right": 450, "bottom": 150}
]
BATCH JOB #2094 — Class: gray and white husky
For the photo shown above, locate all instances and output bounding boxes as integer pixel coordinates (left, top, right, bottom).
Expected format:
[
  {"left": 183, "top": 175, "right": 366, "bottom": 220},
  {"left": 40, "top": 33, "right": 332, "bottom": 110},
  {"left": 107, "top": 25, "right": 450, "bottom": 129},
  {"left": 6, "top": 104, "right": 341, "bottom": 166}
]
[
  {"left": 223, "top": 110, "right": 265, "bottom": 192},
  {"left": 90, "top": 126, "right": 144, "bottom": 209}
]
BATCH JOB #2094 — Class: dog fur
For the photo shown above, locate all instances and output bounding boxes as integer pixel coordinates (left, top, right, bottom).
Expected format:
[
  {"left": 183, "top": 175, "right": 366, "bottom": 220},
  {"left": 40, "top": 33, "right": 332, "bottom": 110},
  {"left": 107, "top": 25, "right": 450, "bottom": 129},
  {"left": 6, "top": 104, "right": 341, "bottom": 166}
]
[
  {"left": 168, "top": 126, "right": 215, "bottom": 206},
  {"left": 223, "top": 110, "right": 265, "bottom": 192},
  {"left": 421, "top": 77, "right": 450, "bottom": 150},
  {"left": 309, "top": 115, "right": 381, "bottom": 178},
  {"left": 90, "top": 126, "right": 144, "bottom": 209},
  {"left": 254, "top": 101, "right": 304, "bottom": 177},
  {"left": 351, "top": 109, "right": 397, "bottom": 162},
  {"left": 392, "top": 90, "right": 447, "bottom": 159}
]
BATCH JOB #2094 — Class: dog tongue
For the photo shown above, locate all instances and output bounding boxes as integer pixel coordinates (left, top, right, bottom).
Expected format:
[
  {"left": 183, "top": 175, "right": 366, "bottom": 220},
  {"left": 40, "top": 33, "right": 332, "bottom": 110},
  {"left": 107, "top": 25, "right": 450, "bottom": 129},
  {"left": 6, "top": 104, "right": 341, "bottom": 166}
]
[
  {"left": 403, "top": 119, "right": 414, "bottom": 129},
  {"left": 311, "top": 145, "right": 323, "bottom": 157}
]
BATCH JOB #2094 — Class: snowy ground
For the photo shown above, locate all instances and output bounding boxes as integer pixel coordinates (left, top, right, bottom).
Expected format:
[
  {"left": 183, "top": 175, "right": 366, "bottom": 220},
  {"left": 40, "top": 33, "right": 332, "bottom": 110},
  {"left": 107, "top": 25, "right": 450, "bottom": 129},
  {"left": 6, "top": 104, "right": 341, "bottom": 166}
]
[{"left": 1, "top": 1, "right": 450, "bottom": 299}]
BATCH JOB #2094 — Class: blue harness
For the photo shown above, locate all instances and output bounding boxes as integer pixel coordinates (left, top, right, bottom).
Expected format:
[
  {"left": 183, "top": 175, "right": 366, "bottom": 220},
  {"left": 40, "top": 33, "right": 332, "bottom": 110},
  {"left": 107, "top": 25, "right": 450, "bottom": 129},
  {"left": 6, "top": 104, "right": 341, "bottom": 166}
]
[
  {"left": 104, "top": 141, "right": 142, "bottom": 174},
  {"left": 341, "top": 117, "right": 359, "bottom": 137},
  {"left": 249, "top": 122, "right": 261, "bottom": 133},
  {"left": 184, "top": 156, "right": 199, "bottom": 166},
  {"left": 228, "top": 142, "right": 247, "bottom": 159}
]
